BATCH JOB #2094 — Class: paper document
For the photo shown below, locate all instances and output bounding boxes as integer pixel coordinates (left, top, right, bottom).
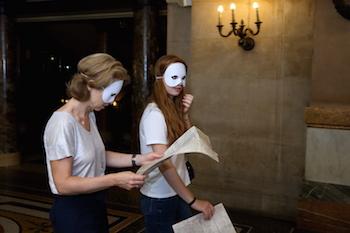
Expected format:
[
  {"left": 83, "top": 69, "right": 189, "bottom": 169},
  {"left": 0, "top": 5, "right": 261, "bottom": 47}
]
[
  {"left": 136, "top": 126, "right": 219, "bottom": 175},
  {"left": 172, "top": 203, "right": 237, "bottom": 233}
]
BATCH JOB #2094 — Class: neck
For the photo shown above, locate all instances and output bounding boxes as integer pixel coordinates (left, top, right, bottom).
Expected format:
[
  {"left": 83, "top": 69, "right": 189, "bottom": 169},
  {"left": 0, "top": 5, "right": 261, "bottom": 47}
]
[{"left": 65, "top": 98, "right": 91, "bottom": 117}]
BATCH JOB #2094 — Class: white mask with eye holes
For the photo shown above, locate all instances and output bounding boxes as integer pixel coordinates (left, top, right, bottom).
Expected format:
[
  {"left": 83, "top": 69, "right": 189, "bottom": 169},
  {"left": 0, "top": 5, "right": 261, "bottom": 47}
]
[
  {"left": 160, "top": 62, "right": 187, "bottom": 87},
  {"left": 102, "top": 80, "right": 124, "bottom": 104}
]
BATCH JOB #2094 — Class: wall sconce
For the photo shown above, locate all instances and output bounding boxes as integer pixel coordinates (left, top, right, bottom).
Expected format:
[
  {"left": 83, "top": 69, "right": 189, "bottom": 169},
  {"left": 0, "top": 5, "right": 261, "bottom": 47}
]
[{"left": 216, "top": 2, "right": 262, "bottom": 51}]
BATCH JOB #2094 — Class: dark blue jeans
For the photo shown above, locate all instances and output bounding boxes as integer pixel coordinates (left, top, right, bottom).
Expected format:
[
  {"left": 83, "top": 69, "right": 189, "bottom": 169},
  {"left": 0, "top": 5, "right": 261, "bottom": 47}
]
[
  {"left": 50, "top": 191, "right": 108, "bottom": 233},
  {"left": 140, "top": 194, "right": 193, "bottom": 233}
]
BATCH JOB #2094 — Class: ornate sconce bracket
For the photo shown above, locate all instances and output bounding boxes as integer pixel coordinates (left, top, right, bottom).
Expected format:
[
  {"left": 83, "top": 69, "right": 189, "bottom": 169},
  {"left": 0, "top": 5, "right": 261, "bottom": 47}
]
[{"left": 216, "top": 2, "right": 262, "bottom": 51}]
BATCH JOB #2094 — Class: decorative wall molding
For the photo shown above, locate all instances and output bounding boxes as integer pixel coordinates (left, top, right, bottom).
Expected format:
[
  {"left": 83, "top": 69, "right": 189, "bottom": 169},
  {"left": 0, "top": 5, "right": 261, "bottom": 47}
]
[
  {"left": 304, "top": 105, "right": 350, "bottom": 129},
  {"left": 15, "top": 11, "right": 134, "bottom": 22}
]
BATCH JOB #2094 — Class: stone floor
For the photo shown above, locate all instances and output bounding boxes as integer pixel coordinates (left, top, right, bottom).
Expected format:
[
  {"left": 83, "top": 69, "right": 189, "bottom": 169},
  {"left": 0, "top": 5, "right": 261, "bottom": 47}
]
[{"left": 0, "top": 157, "right": 308, "bottom": 233}]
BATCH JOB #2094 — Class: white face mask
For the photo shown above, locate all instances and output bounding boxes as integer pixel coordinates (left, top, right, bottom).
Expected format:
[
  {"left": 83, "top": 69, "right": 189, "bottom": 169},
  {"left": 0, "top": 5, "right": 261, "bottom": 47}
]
[
  {"left": 102, "top": 80, "right": 124, "bottom": 104},
  {"left": 160, "top": 62, "right": 187, "bottom": 87}
]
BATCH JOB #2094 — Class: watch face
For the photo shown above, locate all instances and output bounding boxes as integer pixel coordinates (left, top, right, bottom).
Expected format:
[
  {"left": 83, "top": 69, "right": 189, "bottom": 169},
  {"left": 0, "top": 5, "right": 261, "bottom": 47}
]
[{"left": 333, "top": 0, "right": 350, "bottom": 20}]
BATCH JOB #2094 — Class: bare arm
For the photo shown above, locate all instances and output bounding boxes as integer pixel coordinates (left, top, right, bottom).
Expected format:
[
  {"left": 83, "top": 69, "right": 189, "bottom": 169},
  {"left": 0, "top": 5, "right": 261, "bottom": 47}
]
[
  {"left": 154, "top": 144, "right": 194, "bottom": 203},
  {"left": 105, "top": 150, "right": 162, "bottom": 168},
  {"left": 106, "top": 151, "right": 136, "bottom": 167},
  {"left": 182, "top": 94, "right": 194, "bottom": 129},
  {"left": 152, "top": 144, "right": 215, "bottom": 219},
  {"left": 51, "top": 157, "right": 145, "bottom": 195}
]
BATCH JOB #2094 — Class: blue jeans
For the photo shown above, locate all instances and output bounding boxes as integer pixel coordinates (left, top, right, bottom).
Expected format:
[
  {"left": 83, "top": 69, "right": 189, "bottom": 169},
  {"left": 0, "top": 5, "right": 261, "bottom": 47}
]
[
  {"left": 140, "top": 194, "right": 193, "bottom": 233},
  {"left": 50, "top": 191, "right": 108, "bottom": 233}
]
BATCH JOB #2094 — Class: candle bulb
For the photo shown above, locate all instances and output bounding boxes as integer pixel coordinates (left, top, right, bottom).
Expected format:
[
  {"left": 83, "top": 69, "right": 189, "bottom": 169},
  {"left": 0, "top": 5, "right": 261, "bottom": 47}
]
[
  {"left": 230, "top": 3, "right": 236, "bottom": 23},
  {"left": 217, "top": 5, "right": 224, "bottom": 26},
  {"left": 252, "top": 2, "right": 260, "bottom": 22}
]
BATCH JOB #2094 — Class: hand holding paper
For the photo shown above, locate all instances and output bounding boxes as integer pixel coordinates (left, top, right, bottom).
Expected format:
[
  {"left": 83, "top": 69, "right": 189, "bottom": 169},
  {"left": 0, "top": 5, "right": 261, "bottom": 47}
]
[
  {"left": 172, "top": 203, "right": 237, "bottom": 233},
  {"left": 136, "top": 126, "right": 219, "bottom": 175}
]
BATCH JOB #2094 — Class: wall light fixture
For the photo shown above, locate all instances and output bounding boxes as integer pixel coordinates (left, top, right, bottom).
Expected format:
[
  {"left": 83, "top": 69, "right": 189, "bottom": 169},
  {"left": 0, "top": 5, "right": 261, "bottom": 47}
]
[{"left": 216, "top": 2, "right": 262, "bottom": 51}]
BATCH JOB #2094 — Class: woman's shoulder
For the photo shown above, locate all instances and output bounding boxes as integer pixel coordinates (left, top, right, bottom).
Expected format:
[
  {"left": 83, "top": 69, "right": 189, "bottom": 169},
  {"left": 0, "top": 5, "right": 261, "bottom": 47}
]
[
  {"left": 45, "top": 111, "right": 76, "bottom": 130},
  {"left": 143, "top": 102, "right": 163, "bottom": 116},
  {"left": 140, "top": 103, "right": 167, "bottom": 131},
  {"left": 144, "top": 102, "right": 161, "bottom": 112},
  {"left": 51, "top": 111, "right": 75, "bottom": 122}
]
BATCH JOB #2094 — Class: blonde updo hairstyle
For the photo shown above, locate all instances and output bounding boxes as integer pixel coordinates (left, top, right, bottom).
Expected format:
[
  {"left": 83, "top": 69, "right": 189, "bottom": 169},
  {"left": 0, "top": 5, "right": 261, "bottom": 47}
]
[{"left": 67, "top": 53, "right": 129, "bottom": 101}]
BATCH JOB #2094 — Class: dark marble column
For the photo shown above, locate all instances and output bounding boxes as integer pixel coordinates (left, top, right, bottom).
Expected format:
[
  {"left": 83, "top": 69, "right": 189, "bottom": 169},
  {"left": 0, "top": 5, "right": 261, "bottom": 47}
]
[
  {"left": 0, "top": 0, "right": 20, "bottom": 166},
  {"left": 131, "top": 0, "right": 160, "bottom": 151},
  {"left": 96, "top": 31, "right": 109, "bottom": 138}
]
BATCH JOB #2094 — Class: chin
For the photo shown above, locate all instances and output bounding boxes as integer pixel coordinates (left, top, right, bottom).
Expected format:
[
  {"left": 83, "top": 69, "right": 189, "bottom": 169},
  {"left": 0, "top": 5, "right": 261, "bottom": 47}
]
[
  {"left": 169, "top": 92, "right": 180, "bottom": 97},
  {"left": 95, "top": 106, "right": 105, "bottom": 111}
]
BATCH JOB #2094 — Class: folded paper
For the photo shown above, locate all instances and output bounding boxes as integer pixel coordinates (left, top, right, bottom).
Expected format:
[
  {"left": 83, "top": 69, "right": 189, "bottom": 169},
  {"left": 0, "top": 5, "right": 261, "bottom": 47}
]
[
  {"left": 136, "top": 126, "right": 219, "bottom": 175},
  {"left": 172, "top": 203, "right": 237, "bottom": 233}
]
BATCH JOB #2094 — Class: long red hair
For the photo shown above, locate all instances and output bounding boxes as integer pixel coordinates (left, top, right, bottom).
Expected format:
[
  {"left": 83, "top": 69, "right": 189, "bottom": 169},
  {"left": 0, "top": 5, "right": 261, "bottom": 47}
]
[{"left": 151, "top": 55, "right": 188, "bottom": 144}]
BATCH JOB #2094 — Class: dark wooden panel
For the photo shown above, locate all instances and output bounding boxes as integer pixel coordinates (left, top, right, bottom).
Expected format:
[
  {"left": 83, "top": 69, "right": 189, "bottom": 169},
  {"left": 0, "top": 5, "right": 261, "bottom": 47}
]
[{"left": 297, "top": 199, "right": 350, "bottom": 233}]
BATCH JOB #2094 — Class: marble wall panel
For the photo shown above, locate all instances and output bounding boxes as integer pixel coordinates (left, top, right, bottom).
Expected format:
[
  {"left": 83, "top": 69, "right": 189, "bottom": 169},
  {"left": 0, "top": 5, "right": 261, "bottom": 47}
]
[{"left": 305, "top": 127, "right": 350, "bottom": 186}]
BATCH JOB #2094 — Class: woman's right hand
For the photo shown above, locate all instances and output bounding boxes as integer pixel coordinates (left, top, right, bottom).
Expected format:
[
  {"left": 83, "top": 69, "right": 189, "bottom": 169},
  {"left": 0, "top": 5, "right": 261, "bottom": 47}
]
[
  {"left": 109, "top": 171, "right": 145, "bottom": 190},
  {"left": 191, "top": 199, "right": 215, "bottom": 220},
  {"left": 137, "top": 152, "right": 163, "bottom": 166}
]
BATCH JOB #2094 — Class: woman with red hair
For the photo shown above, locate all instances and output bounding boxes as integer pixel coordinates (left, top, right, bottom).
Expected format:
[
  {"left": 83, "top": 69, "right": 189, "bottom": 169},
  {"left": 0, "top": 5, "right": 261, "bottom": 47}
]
[{"left": 139, "top": 54, "right": 215, "bottom": 233}]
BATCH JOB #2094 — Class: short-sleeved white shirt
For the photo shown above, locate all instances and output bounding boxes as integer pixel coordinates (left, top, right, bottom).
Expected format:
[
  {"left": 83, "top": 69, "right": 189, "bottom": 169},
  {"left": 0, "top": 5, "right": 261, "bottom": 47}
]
[
  {"left": 139, "top": 103, "right": 190, "bottom": 198},
  {"left": 43, "top": 111, "right": 106, "bottom": 194}
]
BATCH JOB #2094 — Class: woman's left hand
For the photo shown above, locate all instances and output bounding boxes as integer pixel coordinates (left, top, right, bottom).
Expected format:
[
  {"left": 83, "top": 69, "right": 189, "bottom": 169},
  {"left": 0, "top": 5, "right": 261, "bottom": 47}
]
[
  {"left": 182, "top": 94, "right": 194, "bottom": 114},
  {"left": 137, "top": 152, "right": 162, "bottom": 166},
  {"left": 191, "top": 199, "right": 215, "bottom": 220}
]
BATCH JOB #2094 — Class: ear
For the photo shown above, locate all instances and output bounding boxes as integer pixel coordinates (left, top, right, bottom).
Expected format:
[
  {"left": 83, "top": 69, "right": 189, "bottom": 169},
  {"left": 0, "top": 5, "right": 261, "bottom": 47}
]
[{"left": 86, "top": 79, "right": 95, "bottom": 91}]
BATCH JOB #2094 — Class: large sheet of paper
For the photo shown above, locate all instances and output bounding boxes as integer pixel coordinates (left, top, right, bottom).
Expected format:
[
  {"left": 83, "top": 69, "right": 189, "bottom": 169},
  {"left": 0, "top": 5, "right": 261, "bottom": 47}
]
[
  {"left": 172, "top": 203, "right": 237, "bottom": 233},
  {"left": 136, "top": 126, "right": 219, "bottom": 175}
]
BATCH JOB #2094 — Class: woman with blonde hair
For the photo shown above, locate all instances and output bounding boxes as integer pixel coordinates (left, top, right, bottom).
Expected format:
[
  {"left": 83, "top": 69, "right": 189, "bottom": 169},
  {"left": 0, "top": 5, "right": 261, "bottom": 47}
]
[
  {"left": 139, "top": 54, "right": 215, "bottom": 233},
  {"left": 43, "top": 53, "right": 161, "bottom": 233}
]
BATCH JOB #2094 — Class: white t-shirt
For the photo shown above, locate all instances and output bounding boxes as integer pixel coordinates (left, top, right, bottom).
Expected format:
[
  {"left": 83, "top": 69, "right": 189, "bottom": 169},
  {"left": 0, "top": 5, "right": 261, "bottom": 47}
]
[
  {"left": 139, "top": 103, "right": 190, "bottom": 198},
  {"left": 43, "top": 111, "right": 106, "bottom": 194}
]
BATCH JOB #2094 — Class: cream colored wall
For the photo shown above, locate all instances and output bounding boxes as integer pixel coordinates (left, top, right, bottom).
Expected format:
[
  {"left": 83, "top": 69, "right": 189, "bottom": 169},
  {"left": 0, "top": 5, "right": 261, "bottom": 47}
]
[
  {"left": 167, "top": 3, "right": 192, "bottom": 64},
  {"left": 311, "top": 0, "right": 350, "bottom": 105},
  {"left": 168, "top": 0, "right": 315, "bottom": 219}
]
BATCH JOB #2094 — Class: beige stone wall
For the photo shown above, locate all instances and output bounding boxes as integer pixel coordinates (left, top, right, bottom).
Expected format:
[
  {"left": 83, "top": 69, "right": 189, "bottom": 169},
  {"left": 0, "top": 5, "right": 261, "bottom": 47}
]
[
  {"left": 167, "top": 0, "right": 315, "bottom": 219},
  {"left": 311, "top": 0, "right": 350, "bottom": 105},
  {"left": 167, "top": 3, "right": 192, "bottom": 64}
]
